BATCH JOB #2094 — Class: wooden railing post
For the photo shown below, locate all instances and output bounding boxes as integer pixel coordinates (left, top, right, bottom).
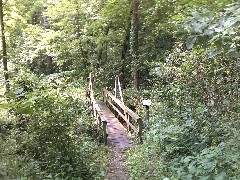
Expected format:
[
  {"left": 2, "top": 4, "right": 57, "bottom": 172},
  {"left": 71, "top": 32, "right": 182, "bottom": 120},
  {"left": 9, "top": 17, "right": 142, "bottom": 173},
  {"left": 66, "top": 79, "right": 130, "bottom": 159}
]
[
  {"left": 102, "top": 90, "right": 105, "bottom": 102},
  {"left": 115, "top": 76, "right": 117, "bottom": 97},
  {"left": 86, "top": 77, "right": 90, "bottom": 99},
  {"left": 137, "top": 118, "right": 143, "bottom": 144},
  {"left": 103, "top": 120, "right": 107, "bottom": 145},
  {"left": 97, "top": 115, "right": 101, "bottom": 143},
  {"left": 117, "top": 76, "right": 124, "bottom": 103}
]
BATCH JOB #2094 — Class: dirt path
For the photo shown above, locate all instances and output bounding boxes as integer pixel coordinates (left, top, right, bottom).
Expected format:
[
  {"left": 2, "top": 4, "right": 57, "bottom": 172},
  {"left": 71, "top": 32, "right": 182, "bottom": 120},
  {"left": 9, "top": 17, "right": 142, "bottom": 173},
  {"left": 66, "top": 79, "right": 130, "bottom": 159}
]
[{"left": 107, "top": 146, "right": 129, "bottom": 180}]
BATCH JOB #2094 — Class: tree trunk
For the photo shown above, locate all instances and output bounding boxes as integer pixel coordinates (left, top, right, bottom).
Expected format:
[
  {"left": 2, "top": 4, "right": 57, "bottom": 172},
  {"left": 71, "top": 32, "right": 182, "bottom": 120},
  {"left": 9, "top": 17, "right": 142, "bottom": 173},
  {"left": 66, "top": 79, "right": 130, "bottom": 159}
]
[
  {"left": 0, "top": 0, "right": 9, "bottom": 91},
  {"left": 121, "top": 22, "right": 131, "bottom": 88},
  {"left": 97, "top": 27, "right": 109, "bottom": 69},
  {"left": 131, "top": 0, "right": 139, "bottom": 91},
  {"left": 46, "top": 55, "right": 53, "bottom": 75},
  {"left": 43, "top": 4, "right": 53, "bottom": 75}
]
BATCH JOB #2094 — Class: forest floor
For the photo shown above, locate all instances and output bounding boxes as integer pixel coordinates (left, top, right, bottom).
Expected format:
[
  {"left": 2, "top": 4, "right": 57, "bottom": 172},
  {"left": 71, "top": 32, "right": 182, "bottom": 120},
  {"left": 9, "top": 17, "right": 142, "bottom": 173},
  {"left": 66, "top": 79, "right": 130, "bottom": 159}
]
[{"left": 107, "top": 146, "right": 129, "bottom": 180}]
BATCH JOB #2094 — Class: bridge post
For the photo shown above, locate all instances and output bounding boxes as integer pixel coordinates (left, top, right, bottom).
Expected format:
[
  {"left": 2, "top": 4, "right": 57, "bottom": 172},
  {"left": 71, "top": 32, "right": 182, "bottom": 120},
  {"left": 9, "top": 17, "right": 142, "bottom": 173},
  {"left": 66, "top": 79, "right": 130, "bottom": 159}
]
[
  {"left": 115, "top": 76, "right": 117, "bottom": 98},
  {"left": 127, "top": 115, "right": 132, "bottom": 132},
  {"left": 86, "top": 77, "right": 90, "bottom": 103},
  {"left": 102, "top": 90, "right": 105, "bottom": 103},
  {"left": 137, "top": 118, "right": 143, "bottom": 144},
  {"left": 97, "top": 116, "right": 102, "bottom": 143},
  {"left": 103, "top": 120, "right": 107, "bottom": 145}
]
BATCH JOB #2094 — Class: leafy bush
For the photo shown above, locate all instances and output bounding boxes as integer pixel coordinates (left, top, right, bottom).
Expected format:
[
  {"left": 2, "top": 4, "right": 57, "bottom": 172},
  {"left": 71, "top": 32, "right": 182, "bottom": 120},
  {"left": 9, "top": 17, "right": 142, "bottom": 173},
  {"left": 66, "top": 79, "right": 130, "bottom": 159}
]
[
  {"left": 0, "top": 72, "right": 109, "bottom": 179},
  {"left": 126, "top": 42, "right": 240, "bottom": 179}
]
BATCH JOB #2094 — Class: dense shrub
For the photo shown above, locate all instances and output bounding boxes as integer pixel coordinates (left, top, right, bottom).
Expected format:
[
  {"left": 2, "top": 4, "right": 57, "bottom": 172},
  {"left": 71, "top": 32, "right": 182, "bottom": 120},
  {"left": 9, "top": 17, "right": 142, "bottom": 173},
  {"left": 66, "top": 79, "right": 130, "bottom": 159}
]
[
  {"left": 126, "top": 48, "right": 240, "bottom": 179},
  {"left": 0, "top": 72, "right": 109, "bottom": 179}
]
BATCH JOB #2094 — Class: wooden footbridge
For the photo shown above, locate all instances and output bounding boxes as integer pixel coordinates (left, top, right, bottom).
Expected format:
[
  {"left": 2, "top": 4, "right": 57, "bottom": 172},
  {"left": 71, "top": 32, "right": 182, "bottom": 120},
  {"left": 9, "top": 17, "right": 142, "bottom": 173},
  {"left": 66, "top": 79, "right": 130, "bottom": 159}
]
[{"left": 86, "top": 74, "right": 143, "bottom": 148}]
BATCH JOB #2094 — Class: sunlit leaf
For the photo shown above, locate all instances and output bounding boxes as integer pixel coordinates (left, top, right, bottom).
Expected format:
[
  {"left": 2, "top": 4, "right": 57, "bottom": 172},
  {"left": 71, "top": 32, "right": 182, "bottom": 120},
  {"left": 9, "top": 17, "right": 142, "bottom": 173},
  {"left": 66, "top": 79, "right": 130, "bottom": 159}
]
[
  {"left": 17, "top": 107, "right": 34, "bottom": 114},
  {"left": 0, "top": 103, "right": 14, "bottom": 108},
  {"left": 227, "top": 50, "right": 240, "bottom": 57},
  {"left": 186, "top": 36, "right": 197, "bottom": 49},
  {"left": 199, "top": 176, "right": 209, "bottom": 180},
  {"left": 192, "top": 12, "right": 201, "bottom": 19},
  {"left": 14, "top": 88, "right": 24, "bottom": 94},
  {"left": 214, "top": 172, "right": 227, "bottom": 180},
  {"left": 28, "top": 96, "right": 39, "bottom": 102},
  {"left": 209, "top": 51, "right": 221, "bottom": 58},
  {"left": 179, "top": 0, "right": 190, "bottom": 5},
  {"left": 172, "top": 14, "right": 181, "bottom": 20}
]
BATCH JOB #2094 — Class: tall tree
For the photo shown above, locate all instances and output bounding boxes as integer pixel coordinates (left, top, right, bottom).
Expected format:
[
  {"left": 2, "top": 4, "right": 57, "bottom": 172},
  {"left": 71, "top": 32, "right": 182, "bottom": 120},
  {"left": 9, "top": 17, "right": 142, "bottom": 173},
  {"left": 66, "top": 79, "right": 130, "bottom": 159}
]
[
  {"left": 0, "top": 0, "right": 9, "bottom": 91},
  {"left": 121, "top": 21, "right": 131, "bottom": 88},
  {"left": 43, "top": 3, "right": 53, "bottom": 75},
  {"left": 131, "top": 0, "right": 139, "bottom": 91}
]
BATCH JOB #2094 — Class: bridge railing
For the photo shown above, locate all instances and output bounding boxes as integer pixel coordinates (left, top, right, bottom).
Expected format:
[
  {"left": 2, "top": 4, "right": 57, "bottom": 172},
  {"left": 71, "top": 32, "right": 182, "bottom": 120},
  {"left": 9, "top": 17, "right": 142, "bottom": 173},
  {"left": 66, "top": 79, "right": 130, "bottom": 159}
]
[
  {"left": 86, "top": 74, "right": 107, "bottom": 145},
  {"left": 103, "top": 88, "right": 143, "bottom": 144}
]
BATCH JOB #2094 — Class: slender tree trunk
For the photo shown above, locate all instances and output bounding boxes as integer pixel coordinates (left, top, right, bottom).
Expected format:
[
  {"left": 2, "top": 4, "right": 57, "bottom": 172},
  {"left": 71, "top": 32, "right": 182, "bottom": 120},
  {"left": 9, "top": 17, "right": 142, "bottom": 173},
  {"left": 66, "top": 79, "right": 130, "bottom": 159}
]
[
  {"left": 131, "top": 0, "right": 139, "bottom": 91},
  {"left": 97, "top": 27, "right": 109, "bottom": 69},
  {"left": 0, "top": 0, "right": 9, "bottom": 91},
  {"left": 43, "top": 4, "right": 53, "bottom": 75},
  {"left": 46, "top": 56, "right": 53, "bottom": 75},
  {"left": 121, "top": 22, "right": 131, "bottom": 88}
]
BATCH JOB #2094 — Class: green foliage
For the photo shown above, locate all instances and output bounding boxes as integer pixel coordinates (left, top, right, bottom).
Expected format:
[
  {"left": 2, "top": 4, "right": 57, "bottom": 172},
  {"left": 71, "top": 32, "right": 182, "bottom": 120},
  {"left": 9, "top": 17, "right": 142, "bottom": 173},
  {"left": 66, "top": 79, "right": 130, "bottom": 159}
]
[
  {"left": 176, "top": 1, "right": 240, "bottom": 58},
  {"left": 0, "top": 72, "right": 109, "bottom": 179},
  {"left": 127, "top": 41, "right": 240, "bottom": 179},
  {"left": 162, "top": 10, "right": 240, "bottom": 180}
]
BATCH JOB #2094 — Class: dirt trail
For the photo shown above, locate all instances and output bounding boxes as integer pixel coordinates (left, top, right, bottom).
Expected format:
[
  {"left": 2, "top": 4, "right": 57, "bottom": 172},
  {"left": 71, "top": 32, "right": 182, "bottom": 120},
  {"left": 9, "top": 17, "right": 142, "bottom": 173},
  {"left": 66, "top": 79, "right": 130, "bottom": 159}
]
[{"left": 107, "top": 146, "right": 129, "bottom": 180}]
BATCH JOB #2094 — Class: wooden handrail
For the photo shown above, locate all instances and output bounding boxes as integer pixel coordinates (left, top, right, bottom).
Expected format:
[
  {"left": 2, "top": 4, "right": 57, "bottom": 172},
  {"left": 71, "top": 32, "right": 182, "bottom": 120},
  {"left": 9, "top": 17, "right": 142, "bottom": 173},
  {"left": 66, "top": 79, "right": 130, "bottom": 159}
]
[
  {"left": 103, "top": 88, "right": 143, "bottom": 143},
  {"left": 86, "top": 74, "right": 108, "bottom": 145}
]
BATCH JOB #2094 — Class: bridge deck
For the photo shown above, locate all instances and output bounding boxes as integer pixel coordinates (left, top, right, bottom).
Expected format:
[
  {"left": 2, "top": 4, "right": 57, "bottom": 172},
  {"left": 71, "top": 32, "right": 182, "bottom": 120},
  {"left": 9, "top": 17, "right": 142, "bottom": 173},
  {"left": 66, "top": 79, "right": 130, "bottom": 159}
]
[{"left": 95, "top": 100, "right": 132, "bottom": 149}]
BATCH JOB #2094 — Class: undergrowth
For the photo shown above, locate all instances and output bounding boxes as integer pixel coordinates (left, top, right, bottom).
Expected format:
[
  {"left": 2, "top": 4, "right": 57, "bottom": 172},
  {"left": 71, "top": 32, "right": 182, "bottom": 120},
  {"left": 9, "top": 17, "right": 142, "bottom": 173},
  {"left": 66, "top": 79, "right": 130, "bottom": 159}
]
[
  {"left": 126, "top": 50, "right": 240, "bottom": 179},
  {"left": 0, "top": 71, "right": 109, "bottom": 179}
]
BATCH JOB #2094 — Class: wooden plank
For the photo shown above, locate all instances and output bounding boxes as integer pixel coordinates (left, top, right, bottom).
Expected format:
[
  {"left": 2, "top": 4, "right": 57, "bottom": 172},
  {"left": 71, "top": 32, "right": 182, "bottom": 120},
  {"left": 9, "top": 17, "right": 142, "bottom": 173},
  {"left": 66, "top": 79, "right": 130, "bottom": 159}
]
[{"left": 95, "top": 100, "right": 132, "bottom": 148}]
